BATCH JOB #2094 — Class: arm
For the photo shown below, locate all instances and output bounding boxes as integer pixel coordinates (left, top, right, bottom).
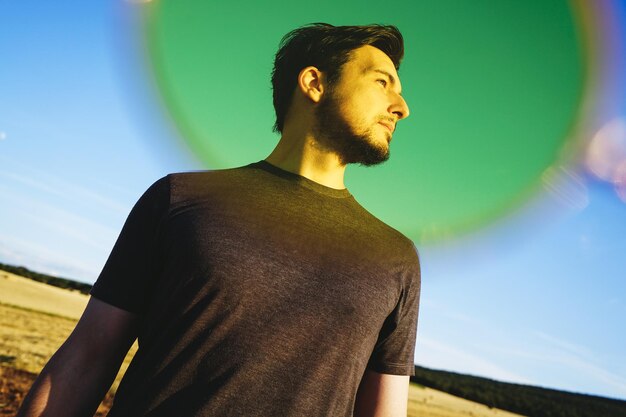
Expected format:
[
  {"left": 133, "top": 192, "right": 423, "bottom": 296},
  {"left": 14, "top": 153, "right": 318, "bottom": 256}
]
[
  {"left": 17, "top": 297, "right": 138, "bottom": 417},
  {"left": 354, "top": 370, "right": 409, "bottom": 417}
]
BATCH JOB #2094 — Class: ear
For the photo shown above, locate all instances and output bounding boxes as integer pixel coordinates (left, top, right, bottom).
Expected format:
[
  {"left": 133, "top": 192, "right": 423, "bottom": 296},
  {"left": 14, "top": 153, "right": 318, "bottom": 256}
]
[{"left": 297, "top": 66, "right": 324, "bottom": 103}]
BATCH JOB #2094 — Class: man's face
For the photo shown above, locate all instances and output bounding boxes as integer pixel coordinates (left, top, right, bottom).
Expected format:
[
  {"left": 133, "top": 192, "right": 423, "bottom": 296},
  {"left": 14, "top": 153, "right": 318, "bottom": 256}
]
[{"left": 314, "top": 45, "right": 410, "bottom": 166}]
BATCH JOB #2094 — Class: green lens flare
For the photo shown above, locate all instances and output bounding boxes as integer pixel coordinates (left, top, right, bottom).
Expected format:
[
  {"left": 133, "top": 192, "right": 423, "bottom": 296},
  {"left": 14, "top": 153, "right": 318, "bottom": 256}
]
[{"left": 142, "top": 0, "right": 584, "bottom": 243}]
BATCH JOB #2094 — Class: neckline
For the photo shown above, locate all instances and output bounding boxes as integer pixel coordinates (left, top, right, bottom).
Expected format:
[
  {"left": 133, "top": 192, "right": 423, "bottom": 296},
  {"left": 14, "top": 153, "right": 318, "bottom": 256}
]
[{"left": 249, "top": 160, "right": 352, "bottom": 199}]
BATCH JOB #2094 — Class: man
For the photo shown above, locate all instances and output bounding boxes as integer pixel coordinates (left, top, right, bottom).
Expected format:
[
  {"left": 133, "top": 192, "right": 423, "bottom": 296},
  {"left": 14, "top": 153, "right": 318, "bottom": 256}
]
[{"left": 18, "top": 23, "right": 420, "bottom": 417}]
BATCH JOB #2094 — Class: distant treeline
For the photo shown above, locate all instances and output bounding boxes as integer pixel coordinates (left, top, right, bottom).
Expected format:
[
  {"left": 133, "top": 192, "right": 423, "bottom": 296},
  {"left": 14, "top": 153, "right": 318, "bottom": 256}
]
[
  {"left": 412, "top": 365, "right": 626, "bottom": 417},
  {"left": 0, "top": 263, "right": 92, "bottom": 295}
]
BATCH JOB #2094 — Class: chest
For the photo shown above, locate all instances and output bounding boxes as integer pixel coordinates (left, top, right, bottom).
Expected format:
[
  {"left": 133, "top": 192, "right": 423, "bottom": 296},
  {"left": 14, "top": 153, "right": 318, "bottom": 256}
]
[{"left": 148, "top": 195, "right": 404, "bottom": 338}]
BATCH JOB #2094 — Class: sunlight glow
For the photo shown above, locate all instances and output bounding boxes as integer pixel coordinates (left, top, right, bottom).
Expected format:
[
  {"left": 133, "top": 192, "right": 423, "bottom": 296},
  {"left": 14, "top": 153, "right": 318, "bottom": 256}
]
[
  {"left": 541, "top": 166, "right": 589, "bottom": 211},
  {"left": 584, "top": 118, "right": 626, "bottom": 203}
]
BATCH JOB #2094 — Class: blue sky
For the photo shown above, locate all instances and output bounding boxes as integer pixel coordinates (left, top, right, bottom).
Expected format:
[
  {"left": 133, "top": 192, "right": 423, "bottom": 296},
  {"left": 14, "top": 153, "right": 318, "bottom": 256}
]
[{"left": 1, "top": 0, "right": 625, "bottom": 400}]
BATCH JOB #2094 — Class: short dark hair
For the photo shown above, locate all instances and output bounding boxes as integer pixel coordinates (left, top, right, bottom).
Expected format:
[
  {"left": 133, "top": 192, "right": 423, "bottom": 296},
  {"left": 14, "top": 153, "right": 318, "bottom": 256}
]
[{"left": 271, "top": 23, "right": 404, "bottom": 133}]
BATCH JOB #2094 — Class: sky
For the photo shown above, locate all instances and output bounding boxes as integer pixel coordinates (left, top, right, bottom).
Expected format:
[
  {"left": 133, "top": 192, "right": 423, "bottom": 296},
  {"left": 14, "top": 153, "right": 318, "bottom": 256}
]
[{"left": 1, "top": 0, "right": 625, "bottom": 400}]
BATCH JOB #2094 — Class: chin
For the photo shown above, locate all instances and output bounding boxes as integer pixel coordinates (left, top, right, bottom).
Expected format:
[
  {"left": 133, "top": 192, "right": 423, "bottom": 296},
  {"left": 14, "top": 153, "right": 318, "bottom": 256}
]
[{"left": 357, "top": 143, "right": 390, "bottom": 166}]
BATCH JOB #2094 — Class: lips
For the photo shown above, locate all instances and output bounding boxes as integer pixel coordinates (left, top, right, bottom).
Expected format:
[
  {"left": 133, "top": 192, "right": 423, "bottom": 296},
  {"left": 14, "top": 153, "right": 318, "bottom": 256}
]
[{"left": 378, "top": 121, "right": 395, "bottom": 133}]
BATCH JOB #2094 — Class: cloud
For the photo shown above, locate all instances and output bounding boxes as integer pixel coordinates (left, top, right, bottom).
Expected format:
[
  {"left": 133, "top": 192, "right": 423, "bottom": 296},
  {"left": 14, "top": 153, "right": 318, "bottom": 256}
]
[
  {"left": 0, "top": 158, "right": 137, "bottom": 282},
  {"left": 478, "top": 332, "right": 626, "bottom": 398},
  {"left": 557, "top": 354, "right": 626, "bottom": 397},
  {"left": 0, "top": 132, "right": 6, "bottom": 140},
  {"left": 417, "top": 301, "right": 626, "bottom": 398},
  {"left": 422, "top": 299, "right": 488, "bottom": 328},
  {"left": 0, "top": 169, "right": 129, "bottom": 215},
  {"left": 0, "top": 183, "right": 118, "bottom": 251},
  {"left": 532, "top": 332, "right": 626, "bottom": 397},
  {"left": 533, "top": 331, "right": 594, "bottom": 359},
  {"left": 415, "top": 336, "right": 533, "bottom": 385},
  {"left": 0, "top": 236, "right": 99, "bottom": 281},
  {"left": 0, "top": 179, "right": 122, "bottom": 282}
]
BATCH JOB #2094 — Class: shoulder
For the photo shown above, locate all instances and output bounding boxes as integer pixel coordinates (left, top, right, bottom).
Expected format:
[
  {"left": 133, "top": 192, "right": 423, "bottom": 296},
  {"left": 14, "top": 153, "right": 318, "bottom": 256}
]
[
  {"left": 165, "top": 169, "right": 229, "bottom": 189},
  {"left": 161, "top": 164, "right": 260, "bottom": 202},
  {"left": 344, "top": 197, "right": 421, "bottom": 291},
  {"left": 350, "top": 198, "right": 420, "bottom": 263}
]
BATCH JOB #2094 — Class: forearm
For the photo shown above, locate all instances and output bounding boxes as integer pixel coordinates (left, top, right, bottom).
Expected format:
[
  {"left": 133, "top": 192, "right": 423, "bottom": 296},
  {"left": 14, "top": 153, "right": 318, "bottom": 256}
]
[
  {"left": 17, "top": 339, "right": 123, "bottom": 417},
  {"left": 17, "top": 297, "right": 138, "bottom": 416},
  {"left": 354, "top": 371, "right": 409, "bottom": 417}
]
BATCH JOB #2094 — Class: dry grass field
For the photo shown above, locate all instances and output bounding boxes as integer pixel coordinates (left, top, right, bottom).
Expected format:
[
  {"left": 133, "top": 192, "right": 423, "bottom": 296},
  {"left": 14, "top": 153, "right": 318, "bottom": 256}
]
[
  {"left": 0, "top": 269, "right": 524, "bottom": 416},
  {"left": 0, "top": 270, "right": 137, "bottom": 416},
  {"left": 407, "top": 385, "right": 525, "bottom": 417}
]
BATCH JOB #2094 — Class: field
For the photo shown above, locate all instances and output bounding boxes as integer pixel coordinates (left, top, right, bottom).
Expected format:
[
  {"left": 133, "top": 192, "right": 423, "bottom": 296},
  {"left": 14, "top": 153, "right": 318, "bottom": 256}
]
[{"left": 0, "top": 269, "right": 523, "bottom": 416}]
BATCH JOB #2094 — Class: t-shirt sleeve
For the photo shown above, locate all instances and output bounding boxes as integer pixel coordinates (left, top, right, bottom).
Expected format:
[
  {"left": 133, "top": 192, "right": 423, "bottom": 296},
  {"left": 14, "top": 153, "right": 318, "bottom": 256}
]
[
  {"left": 90, "top": 176, "right": 170, "bottom": 314},
  {"left": 367, "top": 245, "right": 421, "bottom": 376}
]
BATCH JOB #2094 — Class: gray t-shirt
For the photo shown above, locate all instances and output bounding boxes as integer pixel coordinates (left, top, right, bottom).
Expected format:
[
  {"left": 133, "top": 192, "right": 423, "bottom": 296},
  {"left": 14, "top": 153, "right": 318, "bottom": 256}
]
[{"left": 92, "top": 161, "right": 420, "bottom": 417}]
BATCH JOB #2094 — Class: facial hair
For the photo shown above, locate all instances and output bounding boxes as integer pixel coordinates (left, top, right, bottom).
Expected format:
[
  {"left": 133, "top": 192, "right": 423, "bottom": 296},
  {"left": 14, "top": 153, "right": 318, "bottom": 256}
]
[{"left": 313, "top": 91, "right": 390, "bottom": 167}]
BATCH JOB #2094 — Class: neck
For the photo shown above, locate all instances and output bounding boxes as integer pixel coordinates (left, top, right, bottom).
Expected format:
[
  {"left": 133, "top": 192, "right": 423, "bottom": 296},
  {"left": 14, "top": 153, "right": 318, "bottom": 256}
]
[{"left": 265, "top": 131, "right": 347, "bottom": 190}]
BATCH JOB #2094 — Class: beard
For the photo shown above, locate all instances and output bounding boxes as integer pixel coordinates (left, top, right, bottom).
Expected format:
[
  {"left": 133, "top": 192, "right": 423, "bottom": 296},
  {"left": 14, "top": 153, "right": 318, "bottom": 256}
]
[{"left": 313, "top": 92, "right": 390, "bottom": 167}]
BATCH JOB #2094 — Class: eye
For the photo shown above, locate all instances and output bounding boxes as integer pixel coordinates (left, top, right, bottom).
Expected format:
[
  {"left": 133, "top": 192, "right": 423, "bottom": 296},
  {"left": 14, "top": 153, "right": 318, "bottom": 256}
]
[{"left": 376, "top": 79, "right": 388, "bottom": 87}]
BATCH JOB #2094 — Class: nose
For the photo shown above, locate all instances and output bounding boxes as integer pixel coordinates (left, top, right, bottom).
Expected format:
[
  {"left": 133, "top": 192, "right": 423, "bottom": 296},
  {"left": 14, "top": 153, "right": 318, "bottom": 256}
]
[{"left": 390, "top": 93, "right": 410, "bottom": 120}]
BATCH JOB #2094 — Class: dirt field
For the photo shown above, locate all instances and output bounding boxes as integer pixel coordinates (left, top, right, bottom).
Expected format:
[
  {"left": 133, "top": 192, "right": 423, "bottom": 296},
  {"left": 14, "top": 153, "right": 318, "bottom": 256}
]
[{"left": 0, "top": 269, "right": 524, "bottom": 416}]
